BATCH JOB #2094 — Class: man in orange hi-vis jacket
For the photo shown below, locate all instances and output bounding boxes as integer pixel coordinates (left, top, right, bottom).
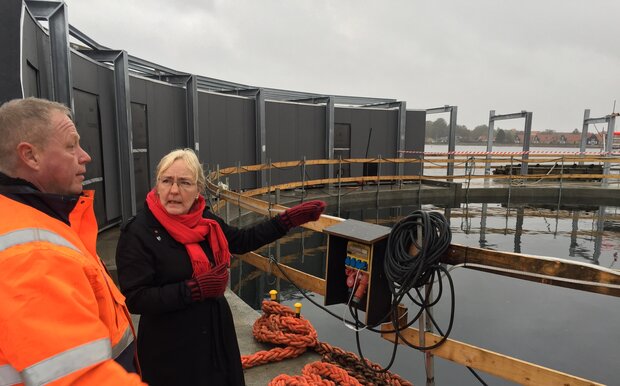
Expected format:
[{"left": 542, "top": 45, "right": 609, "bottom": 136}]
[{"left": 0, "top": 98, "right": 146, "bottom": 386}]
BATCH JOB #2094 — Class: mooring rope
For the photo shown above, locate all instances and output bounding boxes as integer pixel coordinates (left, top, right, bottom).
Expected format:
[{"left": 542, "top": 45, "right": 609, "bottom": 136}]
[{"left": 242, "top": 300, "right": 413, "bottom": 386}]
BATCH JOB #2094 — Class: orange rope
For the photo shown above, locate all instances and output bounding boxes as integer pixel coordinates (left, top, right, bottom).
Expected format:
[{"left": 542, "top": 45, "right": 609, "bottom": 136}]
[{"left": 241, "top": 300, "right": 413, "bottom": 386}]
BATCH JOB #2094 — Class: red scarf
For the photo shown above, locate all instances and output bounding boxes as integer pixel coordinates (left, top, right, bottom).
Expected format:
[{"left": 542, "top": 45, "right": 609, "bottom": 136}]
[{"left": 146, "top": 189, "right": 230, "bottom": 276}]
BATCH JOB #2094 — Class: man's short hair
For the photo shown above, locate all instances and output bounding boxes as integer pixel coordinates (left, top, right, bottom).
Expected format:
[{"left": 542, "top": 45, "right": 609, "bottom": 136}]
[{"left": 0, "top": 97, "right": 71, "bottom": 173}]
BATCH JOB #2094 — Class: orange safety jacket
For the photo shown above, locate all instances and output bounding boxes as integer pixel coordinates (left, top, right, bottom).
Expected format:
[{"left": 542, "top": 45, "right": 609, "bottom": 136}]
[{"left": 0, "top": 191, "right": 146, "bottom": 386}]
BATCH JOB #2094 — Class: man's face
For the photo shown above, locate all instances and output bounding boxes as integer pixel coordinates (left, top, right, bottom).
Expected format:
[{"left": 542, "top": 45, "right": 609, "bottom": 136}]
[{"left": 35, "top": 110, "right": 91, "bottom": 195}]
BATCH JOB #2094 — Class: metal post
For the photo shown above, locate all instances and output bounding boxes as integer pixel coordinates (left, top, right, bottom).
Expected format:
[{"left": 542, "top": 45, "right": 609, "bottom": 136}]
[
  {"left": 424, "top": 281, "right": 435, "bottom": 386},
  {"left": 337, "top": 156, "right": 342, "bottom": 217},
  {"left": 225, "top": 177, "right": 230, "bottom": 223},
  {"left": 397, "top": 101, "right": 407, "bottom": 177},
  {"left": 515, "top": 207, "right": 524, "bottom": 253},
  {"left": 113, "top": 51, "right": 136, "bottom": 223},
  {"left": 479, "top": 203, "right": 488, "bottom": 247},
  {"left": 326, "top": 96, "right": 335, "bottom": 182},
  {"left": 603, "top": 115, "right": 617, "bottom": 186},
  {"left": 417, "top": 158, "right": 423, "bottom": 209},
  {"left": 447, "top": 106, "right": 458, "bottom": 177},
  {"left": 593, "top": 206, "right": 605, "bottom": 265},
  {"left": 255, "top": 89, "right": 267, "bottom": 187},
  {"left": 376, "top": 156, "right": 382, "bottom": 224},
  {"left": 186, "top": 74, "right": 199, "bottom": 151},
  {"left": 505, "top": 156, "right": 514, "bottom": 231},
  {"left": 275, "top": 188, "right": 281, "bottom": 293},
  {"left": 521, "top": 112, "right": 533, "bottom": 176},
  {"left": 569, "top": 211, "right": 579, "bottom": 258},
  {"left": 579, "top": 109, "right": 591, "bottom": 158},
  {"left": 301, "top": 157, "right": 306, "bottom": 201},
  {"left": 485, "top": 110, "right": 495, "bottom": 177},
  {"left": 237, "top": 162, "right": 242, "bottom": 227}
]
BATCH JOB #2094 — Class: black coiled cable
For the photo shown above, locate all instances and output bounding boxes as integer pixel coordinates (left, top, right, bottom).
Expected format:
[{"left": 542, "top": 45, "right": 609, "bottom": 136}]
[{"left": 384, "top": 210, "right": 452, "bottom": 296}]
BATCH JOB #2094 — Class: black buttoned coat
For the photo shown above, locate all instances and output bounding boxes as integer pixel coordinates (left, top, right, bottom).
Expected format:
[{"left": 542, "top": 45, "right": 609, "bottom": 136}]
[{"left": 115, "top": 205, "right": 286, "bottom": 386}]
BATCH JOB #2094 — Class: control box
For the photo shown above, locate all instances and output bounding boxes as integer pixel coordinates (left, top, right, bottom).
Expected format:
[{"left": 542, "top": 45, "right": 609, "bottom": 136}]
[{"left": 324, "top": 219, "right": 391, "bottom": 326}]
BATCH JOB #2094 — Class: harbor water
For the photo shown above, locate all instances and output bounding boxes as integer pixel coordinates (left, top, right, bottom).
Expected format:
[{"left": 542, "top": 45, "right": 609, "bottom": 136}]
[{"left": 230, "top": 145, "right": 620, "bottom": 385}]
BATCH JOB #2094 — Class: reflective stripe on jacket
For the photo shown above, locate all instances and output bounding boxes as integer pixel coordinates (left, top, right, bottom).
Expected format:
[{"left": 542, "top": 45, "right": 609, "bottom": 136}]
[{"left": 0, "top": 192, "right": 145, "bottom": 386}]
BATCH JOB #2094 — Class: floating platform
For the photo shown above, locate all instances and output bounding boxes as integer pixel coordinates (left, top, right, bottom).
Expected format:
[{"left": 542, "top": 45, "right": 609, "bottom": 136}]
[{"left": 493, "top": 163, "right": 603, "bottom": 180}]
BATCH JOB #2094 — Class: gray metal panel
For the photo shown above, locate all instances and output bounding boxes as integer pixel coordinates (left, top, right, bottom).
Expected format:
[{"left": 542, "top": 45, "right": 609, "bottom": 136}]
[
  {"left": 335, "top": 106, "right": 398, "bottom": 177},
  {"left": 264, "top": 101, "right": 326, "bottom": 185},
  {"left": 131, "top": 102, "right": 148, "bottom": 148},
  {"left": 197, "top": 92, "right": 256, "bottom": 191},
  {"left": 404, "top": 110, "right": 426, "bottom": 176},
  {"left": 265, "top": 101, "right": 298, "bottom": 185},
  {"left": 70, "top": 50, "right": 121, "bottom": 225},
  {"left": 21, "top": 11, "right": 52, "bottom": 99},
  {"left": 24, "top": 62, "right": 40, "bottom": 97},
  {"left": 133, "top": 152, "right": 149, "bottom": 210},
  {"left": 70, "top": 52, "right": 102, "bottom": 93},
  {"left": 131, "top": 102, "right": 149, "bottom": 210},
  {"left": 74, "top": 90, "right": 104, "bottom": 177},
  {"left": 143, "top": 79, "right": 187, "bottom": 179},
  {"left": 73, "top": 89, "right": 106, "bottom": 226},
  {"left": 129, "top": 76, "right": 147, "bottom": 103},
  {"left": 0, "top": 0, "right": 24, "bottom": 102},
  {"left": 298, "top": 103, "right": 326, "bottom": 180}
]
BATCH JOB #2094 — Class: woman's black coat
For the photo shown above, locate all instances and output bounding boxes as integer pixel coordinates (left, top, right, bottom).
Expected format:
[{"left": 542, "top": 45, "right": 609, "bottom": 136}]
[{"left": 115, "top": 204, "right": 286, "bottom": 386}]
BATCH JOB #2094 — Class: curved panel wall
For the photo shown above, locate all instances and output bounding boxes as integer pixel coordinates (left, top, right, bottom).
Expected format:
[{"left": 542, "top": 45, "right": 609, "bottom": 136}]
[{"left": 0, "top": 0, "right": 426, "bottom": 228}]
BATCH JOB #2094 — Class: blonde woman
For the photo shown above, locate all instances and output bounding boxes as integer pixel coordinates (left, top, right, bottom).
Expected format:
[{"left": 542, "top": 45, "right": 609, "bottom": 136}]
[{"left": 115, "top": 148, "right": 325, "bottom": 386}]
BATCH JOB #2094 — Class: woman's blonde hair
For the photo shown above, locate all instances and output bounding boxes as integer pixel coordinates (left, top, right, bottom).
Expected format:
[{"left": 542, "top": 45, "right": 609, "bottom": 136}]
[{"left": 155, "top": 148, "right": 206, "bottom": 193}]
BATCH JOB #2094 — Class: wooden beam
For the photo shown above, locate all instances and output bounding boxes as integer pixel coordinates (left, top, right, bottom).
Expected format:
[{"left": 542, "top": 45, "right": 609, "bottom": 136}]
[
  {"left": 381, "top": 325, "right": 603, "bottom": 386},
  {"left": 441, "top": 244, "right": 620, "bottom": 297},
  {"left": 237, "top": 251, "right": 325, "bottom": 295}
]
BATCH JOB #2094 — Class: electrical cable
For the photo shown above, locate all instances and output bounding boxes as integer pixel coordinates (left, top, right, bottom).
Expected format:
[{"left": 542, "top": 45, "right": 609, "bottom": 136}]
[{"left": 265, "top": 209, "right": 488, "bottom": 385}]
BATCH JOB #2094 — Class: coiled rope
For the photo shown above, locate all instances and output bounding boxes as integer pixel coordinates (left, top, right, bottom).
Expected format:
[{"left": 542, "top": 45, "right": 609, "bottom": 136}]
[{"left": 242, "top": 300, "right": 413, "bottom": 386}]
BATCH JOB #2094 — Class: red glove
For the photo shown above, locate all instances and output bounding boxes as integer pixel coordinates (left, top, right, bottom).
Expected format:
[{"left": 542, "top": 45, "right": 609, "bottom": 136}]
[
  {"left": 277, "top": 200, "right": 326, "bottom": 231},
  {"left": 186, "top": 263, "right": 229, "bottom": 301}
]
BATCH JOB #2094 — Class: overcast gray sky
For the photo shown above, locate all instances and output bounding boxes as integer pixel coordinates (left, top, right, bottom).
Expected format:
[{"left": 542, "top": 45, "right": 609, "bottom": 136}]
[{"left": 63, "top": 0, "right": 619, "bottom": 132}]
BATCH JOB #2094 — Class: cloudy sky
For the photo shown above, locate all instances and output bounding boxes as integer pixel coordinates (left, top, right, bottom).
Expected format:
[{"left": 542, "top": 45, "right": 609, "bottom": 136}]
[{"left": 63, "top": 0, "right": 619, "bottom": 132}]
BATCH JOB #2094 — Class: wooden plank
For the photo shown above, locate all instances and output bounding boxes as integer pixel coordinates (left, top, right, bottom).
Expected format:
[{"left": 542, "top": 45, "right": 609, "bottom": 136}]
[
  {"left": 441, "top": 244, "right": 620, "bottom": 297},
  {"left": 381, "top": 325, "right": 603, "bottom": 386},
  {"left": 208, "top": 176, "right": 620, "bottom": 298},
  {"left": 237, "top": 251, "right": 325, "bottom": 295}
]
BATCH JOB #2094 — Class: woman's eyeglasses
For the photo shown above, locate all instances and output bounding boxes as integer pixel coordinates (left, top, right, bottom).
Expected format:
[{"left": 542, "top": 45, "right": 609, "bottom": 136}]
[{"left": 158, "top": 177, "right": 196, "bottom": 190}]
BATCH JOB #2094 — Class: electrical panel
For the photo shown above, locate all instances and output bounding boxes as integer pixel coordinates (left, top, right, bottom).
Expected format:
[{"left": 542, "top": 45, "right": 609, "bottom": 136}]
[{"left": 324, "top": 219, "right": 391, "bottom": 326}]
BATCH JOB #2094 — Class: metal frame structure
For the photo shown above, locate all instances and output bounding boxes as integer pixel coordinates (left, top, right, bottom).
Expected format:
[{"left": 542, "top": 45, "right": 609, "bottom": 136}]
[
  {"left": 67, "top": 25, "right": 397, "bottom": 191},
  {"left": 426, "top": 105, "right": 458, "bottom": 176},
  {"left": 78, "top": 49, "right": 136, "bottom": 223},
  {"left": 580, "top": 109, "right": 618, "bottom": 184},
  {"left": 361, "top": 101, "right": 407, "bottom": 176},
  {"left": 26, "top": 0, "right": 72, "bottom": 108},
  {"left": 486, "top": 110, "right": 533, "bottom": 176}
]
